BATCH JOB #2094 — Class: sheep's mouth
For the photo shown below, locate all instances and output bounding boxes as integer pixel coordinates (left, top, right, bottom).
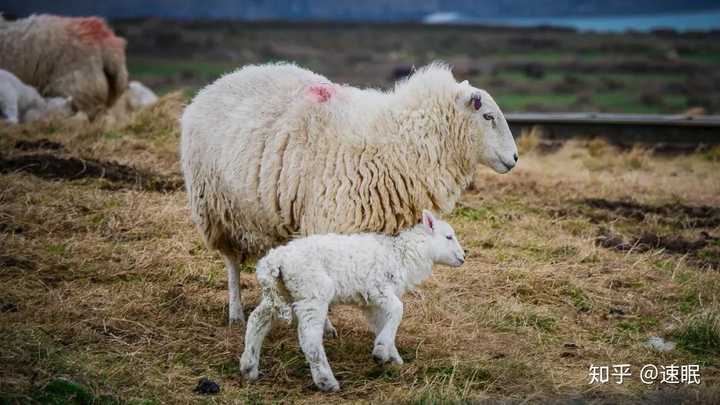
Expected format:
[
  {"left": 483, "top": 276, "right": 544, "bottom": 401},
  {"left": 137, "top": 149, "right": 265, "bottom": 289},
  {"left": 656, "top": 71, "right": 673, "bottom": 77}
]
[{"left": 492, "top": 160, "right": 514, "bottom": 174}]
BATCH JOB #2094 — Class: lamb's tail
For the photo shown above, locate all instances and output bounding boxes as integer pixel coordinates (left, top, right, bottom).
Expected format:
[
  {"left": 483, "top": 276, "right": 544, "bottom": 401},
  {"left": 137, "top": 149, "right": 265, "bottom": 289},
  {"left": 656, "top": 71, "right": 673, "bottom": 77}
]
[{"left": 256, "top": 257, "right": 293, "bottom": 324}]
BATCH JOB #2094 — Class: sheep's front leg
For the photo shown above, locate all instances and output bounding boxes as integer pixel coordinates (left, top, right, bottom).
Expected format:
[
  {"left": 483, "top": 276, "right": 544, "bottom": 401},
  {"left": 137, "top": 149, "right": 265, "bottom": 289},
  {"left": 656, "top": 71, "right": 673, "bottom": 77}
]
[
  {"left": 369, "top": 292, "right": 404, "bottom": 365},
  {"left": 295, "top": 299, "right": 339, "bottom": 391},
  {"left": 239, "top": 297, "right": 274, "bottom": 381},
  {"left": 222, "top": 253, "right": 244, "bottom": 325}
]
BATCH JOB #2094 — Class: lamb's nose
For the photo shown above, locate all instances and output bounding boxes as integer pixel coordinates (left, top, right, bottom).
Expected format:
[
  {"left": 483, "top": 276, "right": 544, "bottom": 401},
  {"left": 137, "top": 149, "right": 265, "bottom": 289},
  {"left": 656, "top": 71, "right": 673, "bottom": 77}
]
[{"left": 513, "top": 153, "right": 519, "bottom": 162}]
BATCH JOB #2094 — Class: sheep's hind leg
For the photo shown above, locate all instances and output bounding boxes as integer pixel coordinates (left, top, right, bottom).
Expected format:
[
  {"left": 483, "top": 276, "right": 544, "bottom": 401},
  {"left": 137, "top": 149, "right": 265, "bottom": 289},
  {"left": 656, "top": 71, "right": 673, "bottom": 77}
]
[
  {"left": 295, "top": 299, "right": 339, "bottom": 391},
  {"left": 222, "top": 253, "right": 245, "bottom": 325},
  {"left": 239, "top": 297, "right": 274, "bottom": 381},
  {"left": 369, "top": 292, "right": 404, "bottom": 365}
]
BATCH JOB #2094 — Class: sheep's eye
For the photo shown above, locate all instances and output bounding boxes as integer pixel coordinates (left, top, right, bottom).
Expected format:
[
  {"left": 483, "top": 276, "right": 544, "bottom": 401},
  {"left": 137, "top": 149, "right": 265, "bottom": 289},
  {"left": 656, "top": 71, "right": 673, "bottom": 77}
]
[
  {"left": 446, "top": 235, "right": 453, "bottom": 240},
  {"left": 483, "top": 113, "right": 494, "bottom": 121},
  {"left": 470, "top": 94, "right": 482, "bottom": 110}
]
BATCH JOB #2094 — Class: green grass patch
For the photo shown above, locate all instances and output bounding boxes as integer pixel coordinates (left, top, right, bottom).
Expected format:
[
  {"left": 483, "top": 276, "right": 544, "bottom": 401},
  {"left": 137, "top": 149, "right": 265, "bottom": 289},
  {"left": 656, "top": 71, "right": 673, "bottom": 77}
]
[
  {"left": 566, "top": 286, "right": 592, "bottom": 312},
  {"left": 496, "top": 93, "right": 577, "bottom": 112},
  {"left": 31, "top": 378, "right": 120, "bottom": 405},
  {"left": 128, "top": 58, "right": 236, "bottom": 79},
  {"left": 615, "top": 316, "right": 658, "bottom": 334},
  {"left": 507, "top": 311, "right": 557, "bottom": 332},
  {"left": 678, "top": 290, "right": 701, "bottom": 314},
  {"left": 672, "top": 313, "right": 720, "bottom": 357},
  {"left": 452, "top": 206, "right": 488, "bottom": 221},
  {"left": 680, "top": 51, "right": 720, "bottom": 65},
  {"left": 592, "top": 91, "right": 660, "bottom": 114}
]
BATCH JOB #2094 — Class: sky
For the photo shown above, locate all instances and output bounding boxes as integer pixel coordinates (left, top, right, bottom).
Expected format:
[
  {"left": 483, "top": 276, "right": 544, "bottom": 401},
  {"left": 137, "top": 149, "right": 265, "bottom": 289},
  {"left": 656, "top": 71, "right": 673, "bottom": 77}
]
[{"left": 2, "top": 0, "right": 720, "bottom": 21}]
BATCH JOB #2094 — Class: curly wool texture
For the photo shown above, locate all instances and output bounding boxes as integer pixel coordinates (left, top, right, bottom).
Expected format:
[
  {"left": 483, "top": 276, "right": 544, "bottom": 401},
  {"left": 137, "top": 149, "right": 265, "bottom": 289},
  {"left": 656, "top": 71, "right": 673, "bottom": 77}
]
[
  {"left": 0, "top": 14, "right": 128, "bottom": 118},
  {"left": 181, "top": 63, "right": 494, "bottom": 259}
]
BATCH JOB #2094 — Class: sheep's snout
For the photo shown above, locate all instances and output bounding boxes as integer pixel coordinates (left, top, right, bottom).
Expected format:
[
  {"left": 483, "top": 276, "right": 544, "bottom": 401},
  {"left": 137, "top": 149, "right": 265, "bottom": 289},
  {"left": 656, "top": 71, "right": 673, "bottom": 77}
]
[{"left": 498, "top": 152, "right": 518, "bottom": 172}]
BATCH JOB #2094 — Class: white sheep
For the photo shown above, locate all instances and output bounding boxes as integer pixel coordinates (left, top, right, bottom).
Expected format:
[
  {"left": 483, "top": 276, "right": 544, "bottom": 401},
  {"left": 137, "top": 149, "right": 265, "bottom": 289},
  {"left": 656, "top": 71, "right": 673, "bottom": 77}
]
[
  {"left": 239, "top": 210, "right": 465, "bottom": 391},
  {"left": 181, "top": 62, "right": 517, "bottom": 324},
  {"left": 0, "top": 69, "right": 72, "bottom": 124},
  {"left": 0, "top": 14, "right": 128, "bottom": 119}
]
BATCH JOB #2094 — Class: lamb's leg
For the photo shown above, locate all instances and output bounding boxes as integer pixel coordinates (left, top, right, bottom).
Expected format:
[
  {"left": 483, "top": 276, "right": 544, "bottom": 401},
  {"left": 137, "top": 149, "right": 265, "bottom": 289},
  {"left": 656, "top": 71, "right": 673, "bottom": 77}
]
[
  {"left": 0, "top": 92, "right": 19, "bottom": 124},
  {"left": 324, "top": 318, "right": 338, "bottom": 339},
  {"left": 370, "top": 292, "right": 404, "bottom": 365},
  {"left": 222, "top": 253, "right": 244, "bottom": 325},
  {"left": 239, "top": 297, "right": 274, "bottom": 381},
  {"left": 295, "top": 299, "right": 339, "bottom": 392}
]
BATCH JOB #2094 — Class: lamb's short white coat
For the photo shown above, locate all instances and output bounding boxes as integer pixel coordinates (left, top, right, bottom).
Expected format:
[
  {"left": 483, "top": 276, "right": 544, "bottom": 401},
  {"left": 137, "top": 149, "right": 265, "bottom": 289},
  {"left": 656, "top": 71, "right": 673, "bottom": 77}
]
[
  {"left": 0, "top": 69, "right": 72, "bottom": 124},
  {"left": 239, "top": 210, "right": 464, "bottom": 391}
]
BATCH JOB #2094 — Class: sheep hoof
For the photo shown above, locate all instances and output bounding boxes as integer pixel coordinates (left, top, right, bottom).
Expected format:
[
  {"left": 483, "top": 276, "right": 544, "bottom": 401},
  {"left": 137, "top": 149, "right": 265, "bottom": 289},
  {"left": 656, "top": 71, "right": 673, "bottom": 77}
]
[
  {"left": 240, "top": 360, "right": 259, "bottom": 381},
  {"left": 240, "top": 366, "right": 259, "bottom": 381},
  {"left": 315, "top": 375, "right": 340, "bottom": 392}
]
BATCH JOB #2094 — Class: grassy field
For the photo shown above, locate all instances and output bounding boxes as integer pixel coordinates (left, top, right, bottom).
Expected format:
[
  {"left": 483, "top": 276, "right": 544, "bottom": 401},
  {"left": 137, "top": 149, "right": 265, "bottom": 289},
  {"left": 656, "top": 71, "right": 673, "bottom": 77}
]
[
  {"left": 1, "top": 94, "right": 719, "bottom": 403},
  {"left": 116, "top": 21, "right": 720, "bottom": 115}
]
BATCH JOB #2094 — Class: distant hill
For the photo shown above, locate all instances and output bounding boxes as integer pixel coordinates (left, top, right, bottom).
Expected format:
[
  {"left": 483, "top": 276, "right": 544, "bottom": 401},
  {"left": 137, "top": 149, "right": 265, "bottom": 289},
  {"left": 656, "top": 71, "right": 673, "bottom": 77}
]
[{"left": 2, "top": 0, "right": 720, "bottom": 21}]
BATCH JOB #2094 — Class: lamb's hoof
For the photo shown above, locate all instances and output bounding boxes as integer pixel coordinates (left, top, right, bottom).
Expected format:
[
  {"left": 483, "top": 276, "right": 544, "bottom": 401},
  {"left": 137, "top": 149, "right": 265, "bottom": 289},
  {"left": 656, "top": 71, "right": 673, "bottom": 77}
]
[
  {"left": 315, "top": 375, "right": 340, "bottom": 392},
  {"left": 228, "top": 314, "right": 245, "bottom": 327},
  {"left": 389, "top": 355, "right": 404, "bottom": 365},
  {"left": 372, "top": 345, "right": 390, "bottom": 364},
  {"left": 324, "top": 325, "right": 338, "bottom": 339}
]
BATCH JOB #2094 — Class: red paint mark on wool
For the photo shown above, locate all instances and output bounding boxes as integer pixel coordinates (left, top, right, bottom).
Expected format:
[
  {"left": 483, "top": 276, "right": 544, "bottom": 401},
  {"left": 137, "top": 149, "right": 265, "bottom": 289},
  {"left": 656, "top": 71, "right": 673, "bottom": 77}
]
[
  {"left": 308, "top": 83, "right": 335, "bottom": 103},
  {"left": 67, "top": 17, "right": 125, "bottom": 49}
]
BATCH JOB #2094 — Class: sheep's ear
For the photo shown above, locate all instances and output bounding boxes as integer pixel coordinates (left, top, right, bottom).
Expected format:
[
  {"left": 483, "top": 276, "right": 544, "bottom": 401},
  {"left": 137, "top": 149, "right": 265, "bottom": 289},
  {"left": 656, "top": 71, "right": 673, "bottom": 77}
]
[{"left": 421, "top": 210, "right": 436, "bottom": 233}]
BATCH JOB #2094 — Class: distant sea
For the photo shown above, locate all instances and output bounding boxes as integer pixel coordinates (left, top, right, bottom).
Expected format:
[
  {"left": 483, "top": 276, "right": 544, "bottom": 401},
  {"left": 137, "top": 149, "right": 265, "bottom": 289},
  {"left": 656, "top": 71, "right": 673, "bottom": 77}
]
[{"left": 423, "top": 9, "right": 720, "bottom": 32}]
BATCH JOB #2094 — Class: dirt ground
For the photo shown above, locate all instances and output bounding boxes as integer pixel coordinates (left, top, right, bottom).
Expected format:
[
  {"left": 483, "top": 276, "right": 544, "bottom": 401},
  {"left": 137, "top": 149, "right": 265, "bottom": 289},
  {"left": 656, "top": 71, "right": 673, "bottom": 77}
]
[{"left": 1, "top": 94, "right": 719, "bottom": 403}]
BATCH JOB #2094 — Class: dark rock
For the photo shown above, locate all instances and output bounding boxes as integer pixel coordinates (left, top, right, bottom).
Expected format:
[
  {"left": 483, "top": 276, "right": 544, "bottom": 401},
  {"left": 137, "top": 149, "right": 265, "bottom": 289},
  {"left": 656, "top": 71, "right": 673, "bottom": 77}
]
[{"left": 194, "top": 377, "right": 220, "bottom": 395}]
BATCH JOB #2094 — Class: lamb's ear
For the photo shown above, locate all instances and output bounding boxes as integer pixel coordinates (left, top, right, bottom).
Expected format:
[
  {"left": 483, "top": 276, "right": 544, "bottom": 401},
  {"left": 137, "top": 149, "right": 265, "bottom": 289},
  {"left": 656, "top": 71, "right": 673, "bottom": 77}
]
[{"left": 421, "top": 210, "right": 436, "bottom": 233}]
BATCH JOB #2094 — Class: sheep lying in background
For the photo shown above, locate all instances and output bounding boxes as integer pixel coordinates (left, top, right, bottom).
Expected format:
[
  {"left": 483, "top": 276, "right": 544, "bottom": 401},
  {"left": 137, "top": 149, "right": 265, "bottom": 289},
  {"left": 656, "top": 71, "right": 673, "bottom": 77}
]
[
  {"left": 0, "top": 69, "right": 73, "bottom": 124},
  {"left": 240, "top": 210, "right": 465, "bottom": 391},
  {"left": 181, "top": 62, "right": 517, "bottom": 324},
  {"left": 0, "top": 14, "right": 128, "bottom": 119},
  {"left": 104, "top": 81, "right": 159, "bottom": 124}
]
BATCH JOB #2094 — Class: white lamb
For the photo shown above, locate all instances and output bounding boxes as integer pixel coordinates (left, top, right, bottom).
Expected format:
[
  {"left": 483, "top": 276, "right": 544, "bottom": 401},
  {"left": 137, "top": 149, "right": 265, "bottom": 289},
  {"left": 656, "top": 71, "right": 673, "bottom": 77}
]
[
  {"left": 0, "top": 69, "right": 72, "bottom": 124},
  {"left": 239, "top": 210, "right": 465, "bottom": 391}
]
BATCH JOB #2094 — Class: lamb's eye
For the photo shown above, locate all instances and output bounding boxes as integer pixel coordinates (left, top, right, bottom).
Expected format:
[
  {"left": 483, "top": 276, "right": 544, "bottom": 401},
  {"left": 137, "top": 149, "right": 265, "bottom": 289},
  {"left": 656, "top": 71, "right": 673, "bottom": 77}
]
[
  {"left": 446, "top": 235, "right": 453, "bottom": 240},
  {"left": 483, "top": 113, "right": 494, "bottom": 121}
]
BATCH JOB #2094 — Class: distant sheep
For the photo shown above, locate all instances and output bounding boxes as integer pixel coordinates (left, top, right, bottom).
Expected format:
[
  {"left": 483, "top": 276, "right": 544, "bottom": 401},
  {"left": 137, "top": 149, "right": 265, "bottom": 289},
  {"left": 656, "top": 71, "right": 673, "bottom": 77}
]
[
  {"left": 181, "top": 62, "right": 517, "bottom": 323},
  {"left": 240, "top": 210, "right": 465, "bottom": 391},
  {"left": 0, "top": 14, "right": 128, "bottom": 119},
  {"left": 0, "top": 69, "right": 72, "bottom": 124},
  {"left": 105, "top": 81, "right": 159, "bottom": 124}
]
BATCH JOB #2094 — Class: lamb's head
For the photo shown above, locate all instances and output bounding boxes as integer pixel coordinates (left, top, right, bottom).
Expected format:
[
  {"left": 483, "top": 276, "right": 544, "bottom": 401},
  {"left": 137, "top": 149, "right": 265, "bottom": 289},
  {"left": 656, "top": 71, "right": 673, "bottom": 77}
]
[
  {"left": 456, "top": 81, "right": 518, "bottom": 173},
  {"left": 23, "top": 96, "right": 73, "bottom": 123},
  {"left": 420, "top": 210, "right": 465, "bottom": 267},
  {"left": 45, "top": 97, "right": 74, "bottom": 117}
]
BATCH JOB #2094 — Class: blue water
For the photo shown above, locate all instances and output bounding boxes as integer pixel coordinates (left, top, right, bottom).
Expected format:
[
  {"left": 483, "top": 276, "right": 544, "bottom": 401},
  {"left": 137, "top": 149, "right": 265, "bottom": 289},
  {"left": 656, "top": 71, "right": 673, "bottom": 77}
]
[{"left": 424, "top": 9, "right": 720, "bottom": 32}]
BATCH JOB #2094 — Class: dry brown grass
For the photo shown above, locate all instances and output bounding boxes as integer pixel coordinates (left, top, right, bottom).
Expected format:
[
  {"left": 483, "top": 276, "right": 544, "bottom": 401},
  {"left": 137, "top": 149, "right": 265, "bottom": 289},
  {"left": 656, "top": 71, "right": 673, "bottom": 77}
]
[{"left": 1, "top": 98, "right": 719, "bottom": 403}]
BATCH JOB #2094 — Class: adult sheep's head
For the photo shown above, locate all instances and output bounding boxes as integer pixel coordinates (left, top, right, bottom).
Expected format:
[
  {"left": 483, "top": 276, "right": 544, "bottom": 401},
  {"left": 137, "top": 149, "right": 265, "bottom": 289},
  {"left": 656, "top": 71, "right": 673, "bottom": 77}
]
[{"left": 456, "top": 80, "right": 518, "bottom": 173}]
